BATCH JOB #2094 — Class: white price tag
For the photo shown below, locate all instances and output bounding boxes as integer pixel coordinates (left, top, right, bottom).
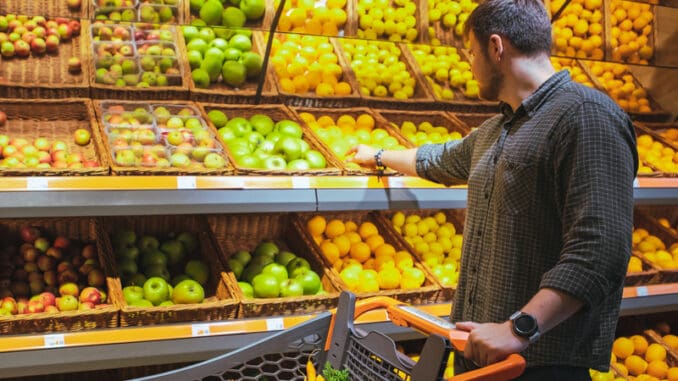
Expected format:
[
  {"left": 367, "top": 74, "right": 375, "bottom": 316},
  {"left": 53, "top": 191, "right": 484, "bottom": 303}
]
[
  {"left": 633, "top": 177, "right": 640, "bottom": 188},
  {"left": 292, "top": 177, "right": 311, "bottom": 189},
  {"left": 636, "top": 286, "right": 648, "bottom": 297},
  {"left": 266, "top": 317, "right": 285, "bottom": 331},
  {"left": 191, "top": 324, "right": 211, "bottom": 336},
  {"left": 177, "top": 176, "right": 197, "bottom": 189},
  {"left": 44, "top": 334, "right": 65, "bottom": 348},
  {"left": 26, "top": 177, "right": 49, "bottom": 190},
  {"left": 387, "top": 177, "right": 405, "bottom": 188}
]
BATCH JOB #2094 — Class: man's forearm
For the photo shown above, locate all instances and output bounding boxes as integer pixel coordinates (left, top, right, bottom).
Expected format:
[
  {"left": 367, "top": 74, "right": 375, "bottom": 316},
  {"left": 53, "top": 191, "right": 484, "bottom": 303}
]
[
  {"left": 521, "top": 287, "right": 584, "bottom": 335},
  {"left": 380, "top": 148, "right": 419, "bottom": 176}
]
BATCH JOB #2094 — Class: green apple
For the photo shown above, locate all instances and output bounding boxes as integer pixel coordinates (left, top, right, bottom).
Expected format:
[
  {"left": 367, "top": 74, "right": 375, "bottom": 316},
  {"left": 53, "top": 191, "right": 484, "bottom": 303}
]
[
  {"left": 238, "top": 281, "right": 254, "bottom": 298},
  {"left": 274, "top": 251, "right": 297, "bottom": 266},
  {"left": 263, "top": 156, "right": 287, "bottom": 170},
  {"left": 204, "top": 47, "right": 224, "bottom": 61},
  {"left": 227, "top": 259, "right": 244, "bottom": 279},
  {"left": 249, "top": 114, "right": 274, "bottom": 136},
  {"left": 185, "top": 259, "right": 209, "bottom": 285},
  {"left": 287, "top": 159, "right": 311, "bottom": 171},
  {"left": 229, "top": 34, "right": 252, "bottom": 52},
  {"left": 235, "top": 153, "right": 262, "bottom": 168},
  {"left": 275, "top": 120, "right": 303, "bottom": 139},
  {"left": 200, "top": 0, "right": 224, "bottom": 25},
  {"left": 305, "top": 150, "right": 327, "bottom": 169},
  {"left": 209, "top": 38, "right": 229, "bottom": 51},
  {"left": 122, "top": 285, "right": 144, "bottom": 304},
  {"left": 233, "top": 250, "right": 252, "bottom": 265},
  {"left": 192, "top": 68, "right": 211, "bottom": 89},
  {"left": 143, "top": 277, "right": 170, "bottom": 306},
  {"left": 172, "top": 279, "right": 205, "bottom": 304},
  {"left": 117, "top": 258, "right": 138, "bottom": 276},
  {"left": 294, "top": 269, "right": 321, "bottom": 295},
  {"left": 142, "top": 250, "right": 167, "bottom": 270},
  {"left": 279, "top": 278, "right": 304, "bottom": 297},
  {"left": 221, "top": 60, "right": 247, "bottom": 87},
  {"left": 239, "top": 0, "right": 265, "bottom": 20},
  {"left": 182, "top": 25, "right": 201, "bottom": 42},
  {"left": 204, "top": 153, "right": 227, "bottom": 168},
  {"left": 112, "top": 230, "right": 136, "bottom": 249},
  {"left": 222, "top": 7, "right": 246, "bottom": 28},
  {"left": 254, "top": 241, "right": 279, "bottom": 259},
  {"left": 225, "top": 117, "right": 252, "bottom": 137},
  {"left": 208, "top": 110, "right": 228, "bottom": 128},
  {"left": 190, "top": 0, "right": 206, "bottom": 12},
  {"left": 138, "top": 235, "right": 160, "bottom": 253},
  {"left": 159, "top": 300, "right": 174, "bottom": 306},
  {"left": 218, "top": 126, "right": 236, "bottom": 142},
  {"left": 261, "top": 262, "right": 288, "bottom": 284},
  {"left": 160, "top": 240, "right": 185, "bottom": 266},
  {"left": 265, "top": 131, "right": 283, "bottom": 144},
  {"left": 130, "top": 299, "right": 154, "bottom": 307},
  {"left": 252, "top": 273, "right": 279, "bottom": 298},
  {"left": 125, "top": 273, "right": 147, "bottom": 287},
  {"left": 274, "top": 136, "right": 302, "bottom": 161},
  {"left": 286, "top": 257, "right": 311, "bottom": 278},
  {"left": 144, "top": 264, "right": 170, "bottom": 282},
  {"left": 176, "top": 232, "right": 199, "bottom": 254},
  {"left": 241, "top": 51, "right": 263, "bottom": 78}
]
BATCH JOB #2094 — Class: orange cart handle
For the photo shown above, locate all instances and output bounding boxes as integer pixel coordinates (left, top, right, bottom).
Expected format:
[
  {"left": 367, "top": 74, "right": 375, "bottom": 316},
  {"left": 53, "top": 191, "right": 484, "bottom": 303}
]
[{"left": 447, "top": 354, "right": 525, "bottom": 381}]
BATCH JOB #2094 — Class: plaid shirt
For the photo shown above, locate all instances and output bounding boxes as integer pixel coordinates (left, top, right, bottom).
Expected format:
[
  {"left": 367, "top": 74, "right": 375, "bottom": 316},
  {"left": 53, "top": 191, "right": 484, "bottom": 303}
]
[{"left": 416, "top": 71, "right": 638, "bottom": 370}]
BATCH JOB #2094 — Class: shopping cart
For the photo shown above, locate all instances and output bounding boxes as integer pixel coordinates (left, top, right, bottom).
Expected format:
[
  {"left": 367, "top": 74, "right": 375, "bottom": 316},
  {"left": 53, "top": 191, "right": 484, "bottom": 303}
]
[{"left": 129, "top": 292, "right": 525, "bottom": 381}]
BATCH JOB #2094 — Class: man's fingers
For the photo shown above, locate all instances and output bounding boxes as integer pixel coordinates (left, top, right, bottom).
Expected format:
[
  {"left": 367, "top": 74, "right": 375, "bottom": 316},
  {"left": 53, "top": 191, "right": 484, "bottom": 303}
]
[{"left": 455, "top": 321, "right": 480, "bottom": 332}]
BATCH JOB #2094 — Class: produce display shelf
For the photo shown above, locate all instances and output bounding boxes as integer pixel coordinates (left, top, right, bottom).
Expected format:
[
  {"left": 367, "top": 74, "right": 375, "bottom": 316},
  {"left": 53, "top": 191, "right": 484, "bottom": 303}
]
[{"left": 620, "top": 282, "right": 678, "bottom": 316}]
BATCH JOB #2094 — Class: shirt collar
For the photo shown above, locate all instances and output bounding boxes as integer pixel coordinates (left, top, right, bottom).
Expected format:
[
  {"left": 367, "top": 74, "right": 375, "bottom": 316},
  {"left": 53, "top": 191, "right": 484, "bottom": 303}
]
[{"left": 499, "top": 70, "right": 572, "bottom": 120}]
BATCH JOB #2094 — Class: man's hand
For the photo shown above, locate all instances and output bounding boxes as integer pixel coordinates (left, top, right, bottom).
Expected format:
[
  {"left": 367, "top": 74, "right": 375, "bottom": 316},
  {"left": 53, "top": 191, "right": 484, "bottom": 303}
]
[
  {"left": 456, "top": 321, "right": 529, "bottom": 367},
  {"left": 346, "top": 144, "right": 379, "bottom": 168}
]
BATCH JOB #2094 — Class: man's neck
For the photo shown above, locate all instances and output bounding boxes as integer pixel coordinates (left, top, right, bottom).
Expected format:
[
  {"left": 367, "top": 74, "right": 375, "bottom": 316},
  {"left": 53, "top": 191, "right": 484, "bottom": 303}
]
[{"left": 500, "top": 55, "right": 556, "bottom": 111}]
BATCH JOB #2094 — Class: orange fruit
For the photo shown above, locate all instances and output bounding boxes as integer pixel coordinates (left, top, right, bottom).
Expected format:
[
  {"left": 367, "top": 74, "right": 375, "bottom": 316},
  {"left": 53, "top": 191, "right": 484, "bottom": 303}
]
[
  {"left": 359, "top": 221, "right": 379, "bottom": 239},
  {"left": 325, "top": 219, "right": 346, "bottom": 238},
  {"left": 317, "top": 115, "right": 335, "bottom": 127},
  {"left": 631, "top": 334, "right": 649, "bottom": 355},
  {"left": 365, "top": 234, "right": 386, "bottom": 251},
  {"left": 374, "top": 243, "right": 396, "bottom": 258},
  {"left": 625, "top": 354, "right": 648, "bottom": 376},
  {"left": 335, "top": 81, "right": 352, "bottom": 95},
  {"left": 345, "top": 231, "right": 362, "bottom": 245},
  {"left": 332, "top": 235, "right": 351, "bottom": 257},
  {"left": 320, "top": 241, "right": 341, "bottom": 264},
  {"left": 663, "top": 334, "right": 678, "bottom": 350},
  {"left": 645, "top": 343, "right": 666, "bottom": 362},
  {"left": 344, "top": 220, "right": 358, "bottom": 232},
  {"left": 374, "top": 255, "right": 396, "bottom": 271},
  {"left": 613, "top": 337, "right": 635, "bottom": 359},
  {"left": 307, "top": 215, "right": 327, "bottom": 236},
  {"left": 647, "top": 360, "right": 669, "bottom": 379},
  {"left": 667, "top": 367, "right": 678, "bottom": 381},
  {"left": 349, "top": 242, "right": 371, "bottom": 263},
  {"left": 356, "top": 114, "right": 375, "bottom": 130}
]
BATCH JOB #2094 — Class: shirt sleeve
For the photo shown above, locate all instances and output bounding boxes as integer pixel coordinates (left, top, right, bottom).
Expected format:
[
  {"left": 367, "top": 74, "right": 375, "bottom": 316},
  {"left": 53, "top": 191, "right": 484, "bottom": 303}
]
[
  {"left": 415, "top": 128, "right": 478, "bottom": 185},
  {"left": 540, "top": 100, "right": 638, "bottom": 309}
]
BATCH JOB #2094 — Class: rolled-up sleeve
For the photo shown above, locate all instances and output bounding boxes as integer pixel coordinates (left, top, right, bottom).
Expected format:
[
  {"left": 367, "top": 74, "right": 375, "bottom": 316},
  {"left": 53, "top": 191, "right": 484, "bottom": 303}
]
[
  {"left": 540, "top": 101, "right": 638, "bottom": 308},
  {"left": 415, "top": 129, "right": 478, "bottom": 185}
]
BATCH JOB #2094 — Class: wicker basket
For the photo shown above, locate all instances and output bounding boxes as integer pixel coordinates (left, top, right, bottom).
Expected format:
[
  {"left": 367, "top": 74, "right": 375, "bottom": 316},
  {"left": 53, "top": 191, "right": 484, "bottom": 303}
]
[
  {"left": 0, "top": 20, "right": 91, "bottom": 99},
  {"left": 605, "top": 0, "right": 657, "bottom": 67},
  {"left": 93, "top": 100, "right": 234, "bottom": 176},
  {"left": 644, "top": 329, "right": 678, "bottom": 365},
  {"left": 0, "top": 217, "right": 119, "bottom": 334},
  {"left": 0, "top": 98, "right": 110, "bottom": 176},
  {"left": 197, "top": 102, "right": 343, "bottom": 176},
  {"left": 636, "top": 122, "right": 678, "bottom": 151},
  {"left": 332, "top": 40, "right": 434, "bottom": 110},
  {"left": 373, "top": 109, "right": 471, "bottom": 148},
  {"left": 400, "top": 44, "right": 498, "bottom": 113},
  {"left": 269, "top": 36, "right": 362, "bottom": 109},
  {"left": 89, "top": 24, "right": 190, "bottom": 100},
  {"left": 625, "top": 253, "right": 660, "bottom": 287},
  {"left": 634, "top": 208, "right": 678, "bottom": 283},
  {"left": 578, "top": 59, "right": 670, "bottom": 123},
  {"left": 374, "top": 209, "right": 466, "bottom": 302},
  {"left": 187, "top": 31, "right": 279, "bottom": 105},
  {"left": 288, "top": 106, "right": 411, "bottom": 176},
  {"left": 206, "top": 213, "right": 342, "bottom": 318},
  {"left": 97, "top": 215, "right": 240, "bottom": 327},
  {"left": 633, "top": 124, "right": 678, "bottom": 178},
  {"left": 0, "top": 0, "right": 88, "bottom": 19},
  {"left": 344, "top": 0, "right": 427, "bottom": 44},
  {"left": 293, "top": 211, "right": 442, "bottom": 305}
]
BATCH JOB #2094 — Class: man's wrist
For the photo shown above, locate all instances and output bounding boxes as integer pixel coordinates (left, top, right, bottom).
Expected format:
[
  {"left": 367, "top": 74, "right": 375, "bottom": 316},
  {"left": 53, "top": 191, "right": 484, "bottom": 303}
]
[{"left": 374, "top": 149, "right": 385, "bottom": 169}]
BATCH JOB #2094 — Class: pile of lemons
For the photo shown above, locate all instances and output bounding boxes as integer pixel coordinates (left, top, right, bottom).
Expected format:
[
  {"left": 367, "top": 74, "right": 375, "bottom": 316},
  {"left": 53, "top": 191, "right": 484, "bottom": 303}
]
[
  {"left": 306, "top": 215, "right": 427, "bottom": 293},
  {"left": 551, "top": 0, "right": 605, "bottom": 59},
  {"left": 587, "top": 62, "right": 652, "bottom": 113},
  {"left": 410, "top": 44, "right": 478, "bottom": 100},
  {"left": 609, "top": 0, "right": 654, "bottom": 63},
  {"left": 274, "top": 0, "right": 347, "bottom": 36},
  {"left": 610, "top": 334, "right": 678, "bottom": 380},
  {"left": 636, "top": 134, "right": 678, "bottom": 175},
  {"left": 355, "top": 0, "right": 418, "bottom": 41},
  {"left": 270, "top": 34, "right": 352, "bottom": 97},
  {"left": 391, "top": 211, "right": 461, "bottom": 288},
  {"left": 340, "top": 39, "right": 417, "bottom": 99},
  {"left": 551, "top": 58, "right": 595, "bottom": 88},
  {"left": 391, "top": 118, "right": 463, "bottom": 146},
  {"left": 426, "top": 0, "right": 477, "bottom": 45},
  {"left": 632, "top": 226, "right": 678, "bottom": 269}
]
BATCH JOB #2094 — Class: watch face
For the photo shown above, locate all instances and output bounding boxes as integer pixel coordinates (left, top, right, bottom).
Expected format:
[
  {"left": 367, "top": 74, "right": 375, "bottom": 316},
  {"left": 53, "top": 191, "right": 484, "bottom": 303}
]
[{"left": 515, "top": 314, "right": 537, "bottom": 334}]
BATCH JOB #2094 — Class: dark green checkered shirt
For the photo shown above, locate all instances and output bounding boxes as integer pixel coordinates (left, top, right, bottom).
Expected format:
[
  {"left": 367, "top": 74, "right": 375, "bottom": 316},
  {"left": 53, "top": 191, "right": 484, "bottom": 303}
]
[{"left": 416, "top": 71, "right": 638, "bottom": 370}]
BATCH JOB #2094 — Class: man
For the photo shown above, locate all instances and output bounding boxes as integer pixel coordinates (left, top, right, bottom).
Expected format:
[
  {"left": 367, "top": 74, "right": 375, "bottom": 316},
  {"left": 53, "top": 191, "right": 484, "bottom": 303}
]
[{"left": 348, "top": 0, "right": 638, "bottom": 379}]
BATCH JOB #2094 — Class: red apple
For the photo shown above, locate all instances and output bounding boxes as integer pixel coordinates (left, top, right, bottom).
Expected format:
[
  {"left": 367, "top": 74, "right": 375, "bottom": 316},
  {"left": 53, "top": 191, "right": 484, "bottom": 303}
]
[
  {"left": 53, "top": 237, "right": 70, "bottom": 250},
  {"left": 58, "top": 282, "right": 79, "bottom": 297},
  {"left": 43, "top": 270, "right": 57, "bottom": 286},
  {"left": 45, "top": 246, "right": 63, "bottom": 260},
  {"left": 57, "top": 269, "right": 78, "bottom": 285},
  {"left": 24, "top": 262, "right": 38, "bottom": 273},
  {"left": 57, "top": 24, "right": 71, "bottom": 40},
  {"left": 37, "top": 151, "right": 51, "bottom": 163},
  {"left": 29, "top": 279, "right": 45, "bottom": 295},
  {"left": 20, "top": 226, "right": 40, "bottom": 243},
  {"left": 22, "top": 247, "right": 39, "bottom": 262},
  {"left": 57, "top": 261, "right": 73, "bottom": 273},
  {"left": 0, "top": 297, "right": 17, "bottom": 314},
  {"left": 73, "top": 128, "right": 90, "bottom": 145},
  {"left": 39, "top": 292, "right": 56, "bottom": 307},
  {"left": 28, "top": 271, "right": 43, "bottom": 284},
  {"left": 37, "top": 255, "right": 55, "bottom": 272},
  {"left": 87, "top": 269, "right": 105, "bottom": 287},
  {"left": 16, "top": 299, "right": 28, "bottom": 314},
  {"left": 52, "top": 161, "right": 68, "bottom": 169},
  {"left": 67, "top": 152, "right": 83, "bottom": 163},
  {"left": 78, "top": 301, "right": 94, "bottom": 310},
  {"left": 13, "top": 39, "right": 30, "bottom": 57},
  {"left": 83, "top": 160, "right": 99, "bottom": 167},
  {"left": 30, "top": 37, "right": 46, "bottom": 54},
  {"left": 45, "top": 34, "right": 59, "bottom": 53},
  {"left": 51, "top": 150, "right": 68, "bottom": 163},
  {"left": 0, "top": 111, "right": 6, "bottom": 126},
  {"left": 81, "top": 244, "right": 96, "bottom": 259},
  {"left": 68, "top": 56, "right": 81, "bottom": 74},
  {"left": 68, "top": 20, "right": 81, "bottom": 36},
  {"left": 27, "top": 300, "right": 44, "bottom": 313},
  {"left": 21, "top": 32, "right": 36, "bottom": 44},
  {"left": 44, "top": 305, "right": 59, "bottom": 313},
  {"left": 79, "top": 287, "right": 101, "bottom": 304}
]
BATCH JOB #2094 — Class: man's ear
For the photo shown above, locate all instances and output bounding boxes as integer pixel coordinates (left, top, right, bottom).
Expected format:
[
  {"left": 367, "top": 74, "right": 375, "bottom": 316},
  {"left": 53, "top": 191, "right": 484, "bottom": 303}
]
[{"left": 488, "top": 34, "right": 504, "bottom": 62}]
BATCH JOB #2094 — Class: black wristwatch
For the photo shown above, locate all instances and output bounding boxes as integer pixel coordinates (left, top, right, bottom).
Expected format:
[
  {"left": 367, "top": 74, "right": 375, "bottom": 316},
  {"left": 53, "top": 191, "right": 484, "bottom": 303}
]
[{"left": 509, "top": 311, "right": 540, "bottom": 343}]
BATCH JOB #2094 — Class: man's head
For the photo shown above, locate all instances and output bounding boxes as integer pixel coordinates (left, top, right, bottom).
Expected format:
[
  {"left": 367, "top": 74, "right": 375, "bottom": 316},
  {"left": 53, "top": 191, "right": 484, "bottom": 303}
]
[{"left": 464, "top": 0, "right": 552, "bottom": 57}]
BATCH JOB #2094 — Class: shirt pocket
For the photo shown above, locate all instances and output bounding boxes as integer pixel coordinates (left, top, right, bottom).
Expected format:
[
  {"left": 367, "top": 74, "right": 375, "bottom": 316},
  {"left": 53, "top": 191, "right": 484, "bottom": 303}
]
[{"left": 494, "top": 155, "right": 537, "bottom": 216}]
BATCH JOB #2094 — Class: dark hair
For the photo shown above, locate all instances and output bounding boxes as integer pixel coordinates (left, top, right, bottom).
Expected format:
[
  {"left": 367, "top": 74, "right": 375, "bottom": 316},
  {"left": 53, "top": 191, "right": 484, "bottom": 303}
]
[{"left": 464, "top": 0, "right": 552, "bottom": 57}]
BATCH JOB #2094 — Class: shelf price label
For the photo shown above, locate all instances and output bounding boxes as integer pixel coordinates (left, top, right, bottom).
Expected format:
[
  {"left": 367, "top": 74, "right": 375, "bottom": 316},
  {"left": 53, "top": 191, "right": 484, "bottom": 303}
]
[
  {"left": 266, "top": 318, "right": 285, "bottom": 331},
  {"left": 177, "top": 176, "right": 197, "bottom": 189},
  {"left": 292, "top": 177, "right": 311, "bottom": 189},
  {"left": 44, "top": 334, "right": 65, "bottom": 348},
  {"left": 26, "top": 177, "right": 49, "bottom": 190},
  {"left": 636, "top": 286, "right": 648, "bottom": 297},
  {"left": 633, "top": 177, "right": 640, "bottom": 188},
  {"left": 191, "top": 324, "right": 211, "bottom": 337}
]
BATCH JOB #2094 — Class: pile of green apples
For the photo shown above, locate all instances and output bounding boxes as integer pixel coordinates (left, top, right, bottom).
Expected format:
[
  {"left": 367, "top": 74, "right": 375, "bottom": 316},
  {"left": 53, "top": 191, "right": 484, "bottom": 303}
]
[
  {"left": 190, "top": 0, "right": 265, "bottom": 28},
  {"left": 208, "top": 110, "right": 327, "bottom": 171},
  {"left": 112, "top": 229, "right": 211, "bottom": 306},
  {"left": 183, "top": 26, "right": 262, "bottom": 89},
  {"left": 228, "top": 241, "right": 325, "bottom": 298}
]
